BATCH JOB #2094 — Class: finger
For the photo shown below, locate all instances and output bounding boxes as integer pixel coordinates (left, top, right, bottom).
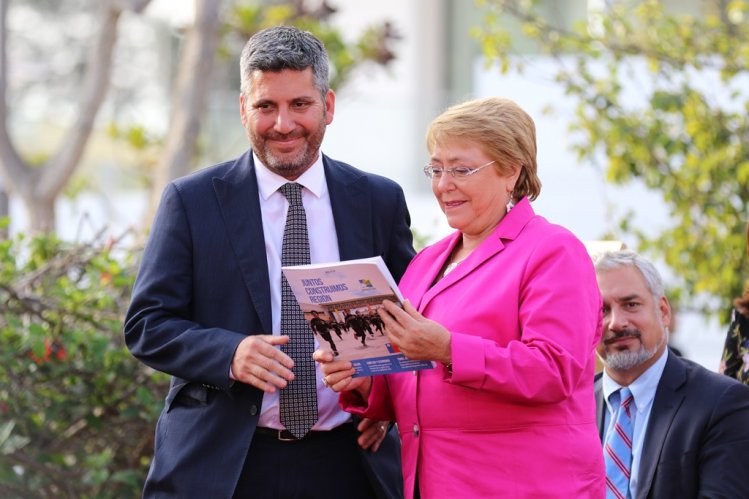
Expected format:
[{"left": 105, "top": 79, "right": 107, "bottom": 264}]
[
  {"left": 240, "top": 335, "right": 294, "bottom": 369},
  {"left": 360, "top": 422, "right": 388, "bottom": 452},
  {"left": 357, "top": 432, "right": 374, "bottom": 450},
  {"left": 320, "top": 359, "right": 355, "bottom": 377},
  {"left": 237, "top": 359, "right": 293, "bottom": 389},
  {"left": 312, "top": 348, "right": 335, "bottom": 363},
  {"left": 356, "top": 420, "right": 383, "bottom": 450},
  {"left": 261, "top": 334, "right": 291, "bottom": 346},
  {"left": 245, "top": 370, "right": 286, "bottom": 393},
  {"left": 401, "top": 299, "right": 422, "bottom": 319},
  {"left": 377, "top": 305, "right": 400, "bottom": 331},
  {"left": 245, "top": 347, "right": 295, "bottom": 382},
  {"left": 380, "top": 299, "right": 401, "bottom": 316},
  {"left": 371, "top": 423, "right": 388, "bottom": 452},
  {"left": 357, "top": 418, "right": 378, "bottom": 433},
  {"left": 325, "top": 368, "right": 358, "bottom": 391},
  {"left": 262, "top": 336, "right": 295, "bottom": 369}
]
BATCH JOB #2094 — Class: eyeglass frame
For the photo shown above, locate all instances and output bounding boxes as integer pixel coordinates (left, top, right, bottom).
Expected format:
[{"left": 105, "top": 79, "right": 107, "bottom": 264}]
[{"left": 423, "top": 160, "right": 497, "bottom": 180}]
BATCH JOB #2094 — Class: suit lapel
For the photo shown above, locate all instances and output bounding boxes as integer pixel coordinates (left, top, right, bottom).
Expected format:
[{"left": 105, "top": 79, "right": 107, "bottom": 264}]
[
  {"left": 636, "top": 354, "right": 687, "bottom": 499},
  {"left": 324, "top": 156, "right": 373, "bottom": 260},
  {"left": 212, "top": 151, "right": 272, "bottom": 332},
  {"left": 594, "top": 375, "right": 606, "bottom": 441}
]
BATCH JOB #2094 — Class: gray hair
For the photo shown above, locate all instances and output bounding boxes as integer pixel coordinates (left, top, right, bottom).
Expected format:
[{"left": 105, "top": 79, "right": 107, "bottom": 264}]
[
  {"left": 593, "top": 250, "right": 665, "bottom": 299},
  {"left": 239, "top": 26, "right": 330, "bottom": 100}
]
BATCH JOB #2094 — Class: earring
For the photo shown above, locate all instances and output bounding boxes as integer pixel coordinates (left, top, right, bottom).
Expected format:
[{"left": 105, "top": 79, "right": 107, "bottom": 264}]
[{"left": 506, "top": 191, "right": 515, "bottom": 213}]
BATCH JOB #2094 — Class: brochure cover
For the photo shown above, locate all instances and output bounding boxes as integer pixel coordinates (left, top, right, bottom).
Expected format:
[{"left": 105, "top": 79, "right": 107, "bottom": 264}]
[{"left": 281, "top": 256, "right": 435, "bottom": 377}]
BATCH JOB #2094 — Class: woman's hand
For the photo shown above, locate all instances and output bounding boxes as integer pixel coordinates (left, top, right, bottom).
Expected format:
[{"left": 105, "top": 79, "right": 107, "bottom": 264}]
[
  {"left": 313, "top": 348, "right": 372, "bottom": 400},
  {"left": 379, "top": 299, "right": 452, "bottom": 364}
]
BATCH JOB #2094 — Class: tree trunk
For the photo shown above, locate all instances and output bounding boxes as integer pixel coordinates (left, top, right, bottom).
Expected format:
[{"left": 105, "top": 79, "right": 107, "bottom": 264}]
[
  {"left": 147, "top": 0, "right": 221, "bottom": 221},
  {"left": 24, "top": 193, "right": 55, "bottom": 234},
  {"left": 0, "top": 0, "right": 151, "bottom": 233}
]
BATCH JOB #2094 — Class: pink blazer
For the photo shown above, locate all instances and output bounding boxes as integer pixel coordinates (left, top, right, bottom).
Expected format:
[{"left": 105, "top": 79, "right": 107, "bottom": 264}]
[{"left": 342, "top": 198, "right": 605, "bottom": 498}]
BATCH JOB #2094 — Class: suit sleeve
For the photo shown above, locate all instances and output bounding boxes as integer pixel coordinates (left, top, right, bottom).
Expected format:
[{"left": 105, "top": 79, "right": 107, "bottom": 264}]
[
  {"left": 380, "top": 183, "right": 415, "bottom": 282},
  {"left": 448, "top": 232, "right": 602, "bottom": 403},
  {"left": 697, "top": 381, "right": 749, "bottom": 496},
  {"left": 123, "top": 183, "right": 243, "bottom": 389}
]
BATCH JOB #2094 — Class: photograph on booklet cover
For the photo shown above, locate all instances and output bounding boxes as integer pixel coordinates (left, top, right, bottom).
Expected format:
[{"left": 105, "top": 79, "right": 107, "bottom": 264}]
[{"left": 282, "top": 256, "right": 434, "bottom": 376}]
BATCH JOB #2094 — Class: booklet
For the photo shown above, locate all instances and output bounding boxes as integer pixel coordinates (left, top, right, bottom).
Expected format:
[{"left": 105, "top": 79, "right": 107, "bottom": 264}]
[{"left": 281, "top": 256, "right": 435, "bottom": 377}]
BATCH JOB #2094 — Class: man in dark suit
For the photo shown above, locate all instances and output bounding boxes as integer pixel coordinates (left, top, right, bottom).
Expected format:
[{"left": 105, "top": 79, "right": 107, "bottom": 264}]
[
  {"left": 124, "top": 26, "right": 413, "bottom": 498},
  {"left": 593, "top": 250, "right": 749, "bottom": 498}
]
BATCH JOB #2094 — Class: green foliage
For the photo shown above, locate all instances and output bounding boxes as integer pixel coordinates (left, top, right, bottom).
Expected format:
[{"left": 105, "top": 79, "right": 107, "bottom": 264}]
[
  {"left": 476, "top": 0, "right": 749, "bottom": 320},
  {"left": 0, "top": 224, "right": 168, "bottom": 498},
  {"left": 226, "top": 1, "right": 399, "bottom": 91}
]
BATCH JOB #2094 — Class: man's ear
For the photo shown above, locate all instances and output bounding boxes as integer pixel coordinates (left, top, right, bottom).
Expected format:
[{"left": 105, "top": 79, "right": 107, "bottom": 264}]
[
  {"left": 239, "top": 94, "right": 247, "bottom": 126},
  {"left": 659, "top": 295, "right": 672, "bottom": 330},
  {"left": 324, "top": 90, "right": 335, "bottom": 125}
]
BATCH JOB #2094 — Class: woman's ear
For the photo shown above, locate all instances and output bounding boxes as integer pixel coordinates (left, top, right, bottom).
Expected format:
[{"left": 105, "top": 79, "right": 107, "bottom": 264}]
[{"left": 508, "top": 164, "right": 522, "bottom": 193}]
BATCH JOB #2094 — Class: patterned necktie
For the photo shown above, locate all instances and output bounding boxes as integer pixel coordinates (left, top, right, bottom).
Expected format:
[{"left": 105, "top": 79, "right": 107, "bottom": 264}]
[
  {"left": 604, "top": 387, "right": 635, "bottom": 499},
  {"left": 278, "top": 182, "right": 318, "bottom": 438}
]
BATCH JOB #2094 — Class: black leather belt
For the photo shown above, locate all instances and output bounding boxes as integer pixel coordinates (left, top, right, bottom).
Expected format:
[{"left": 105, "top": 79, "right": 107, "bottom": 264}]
[{"left": 254, "top": 423, "right": 351, "bottom": 442}]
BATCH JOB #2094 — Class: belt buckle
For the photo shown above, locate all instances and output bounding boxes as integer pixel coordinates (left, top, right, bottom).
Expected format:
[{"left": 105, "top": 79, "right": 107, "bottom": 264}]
[{"left": 277, "top": 429, "right": 299, "bottom": 442}]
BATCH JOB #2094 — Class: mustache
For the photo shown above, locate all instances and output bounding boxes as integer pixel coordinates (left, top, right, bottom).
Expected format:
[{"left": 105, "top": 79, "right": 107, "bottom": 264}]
[
  {"left": 265, "top": 130, "right": 304, "bottom": 141},
  {"left": 603, "top": 328, "right": 642, "bottom": 345}
]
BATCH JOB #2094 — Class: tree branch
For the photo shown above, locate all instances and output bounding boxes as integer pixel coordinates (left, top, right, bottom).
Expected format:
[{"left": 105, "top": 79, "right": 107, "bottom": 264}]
[
  {"left": 149, "top": 0, "right": 221, "bottom": 214},
  {"left": 0, "top": 0, "right": 33, "bottom": 198},
  {"left": 37, "top": 3, "right": 123, "bottom": 198}
]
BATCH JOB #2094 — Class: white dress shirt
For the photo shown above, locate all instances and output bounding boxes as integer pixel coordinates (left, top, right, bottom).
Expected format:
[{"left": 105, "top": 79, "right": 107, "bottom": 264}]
[
  {"left": 602, "top": 347, "right": 669, "bottom": 498},
  {"left": 254, "top": 152, "right": 351, "bottom": 430}
]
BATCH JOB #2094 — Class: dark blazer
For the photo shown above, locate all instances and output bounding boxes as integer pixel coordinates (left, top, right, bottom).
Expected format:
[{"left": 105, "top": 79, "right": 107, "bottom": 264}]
[
  {"left": 124, "top": 151, "right": 415, "bottom": 498},
  {"left": 595, "top": 352, "right": 749, "bottom": 498}
]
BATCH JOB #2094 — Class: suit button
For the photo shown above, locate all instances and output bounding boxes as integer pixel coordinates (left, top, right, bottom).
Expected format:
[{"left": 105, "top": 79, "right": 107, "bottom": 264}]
[
  {"left": 249, "top": 405, "right": 258, "bottom": 416},
  {"left": 413, "top": 424, "right": 419, "bottom": 437}
]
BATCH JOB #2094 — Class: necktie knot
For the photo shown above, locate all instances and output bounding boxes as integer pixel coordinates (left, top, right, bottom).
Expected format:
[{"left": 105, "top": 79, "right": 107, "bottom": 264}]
[{"left": 279, "top": 182, "right": 303, "bottom": 205}]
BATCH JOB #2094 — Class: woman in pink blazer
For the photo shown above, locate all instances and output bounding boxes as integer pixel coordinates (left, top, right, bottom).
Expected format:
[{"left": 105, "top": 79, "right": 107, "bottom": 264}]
[{"left": 316, "top": 97, "right": 605, "bottom": 498}]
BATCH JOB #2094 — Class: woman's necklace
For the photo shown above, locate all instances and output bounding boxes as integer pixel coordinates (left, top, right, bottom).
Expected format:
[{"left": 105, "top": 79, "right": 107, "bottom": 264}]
[
  {"left": 442, "top": 240, "right": 473, "bottom": 278},
  {"left": 443, "top": 259, "right": 463, "bottom": 276}
]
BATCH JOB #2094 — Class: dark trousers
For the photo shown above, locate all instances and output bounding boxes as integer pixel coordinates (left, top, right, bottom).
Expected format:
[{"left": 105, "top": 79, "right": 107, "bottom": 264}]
[{"left": 232, "top": 423, "right": 378, "bottom": 499}]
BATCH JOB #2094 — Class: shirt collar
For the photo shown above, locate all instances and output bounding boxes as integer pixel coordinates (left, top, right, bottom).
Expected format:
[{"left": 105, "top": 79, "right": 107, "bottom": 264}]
[
  {"left": 602, "top": 346, "right": 669, "bottom": 414},
  {"left": 254, "top": 152, "right": 326, "bottom": 200}
]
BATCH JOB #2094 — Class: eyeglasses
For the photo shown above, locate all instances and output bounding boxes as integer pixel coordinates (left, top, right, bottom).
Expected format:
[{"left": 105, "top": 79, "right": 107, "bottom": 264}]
[{"left": 423, "top": 160, "right": 497, "bottom": 180}]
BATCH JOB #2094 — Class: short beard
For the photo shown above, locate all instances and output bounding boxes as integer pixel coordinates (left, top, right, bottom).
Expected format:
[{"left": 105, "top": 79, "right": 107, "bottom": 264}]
[
  {"left": 258, "top": 136, "right": 320, "bottom": 176},
  {"left": 602, "top": 327, "right": 667, "bottom": 371},
  {"left": 250, "top": 115, "right": 326, "bottom": 178}
]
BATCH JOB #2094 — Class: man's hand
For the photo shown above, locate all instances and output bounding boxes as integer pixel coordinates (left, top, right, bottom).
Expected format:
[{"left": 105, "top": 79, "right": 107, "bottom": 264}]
[
  {"left": 357, "top": 418, "right": 391, "bottom": 452},
  {"left": 231, "top": 335, "right": 295, "bottom": 393}
]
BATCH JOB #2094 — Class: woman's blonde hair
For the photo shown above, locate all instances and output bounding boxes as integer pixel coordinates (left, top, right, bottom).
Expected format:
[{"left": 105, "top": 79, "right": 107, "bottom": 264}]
[{"left": 425, "top": 97, "right": 541, "bottom": 201}]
